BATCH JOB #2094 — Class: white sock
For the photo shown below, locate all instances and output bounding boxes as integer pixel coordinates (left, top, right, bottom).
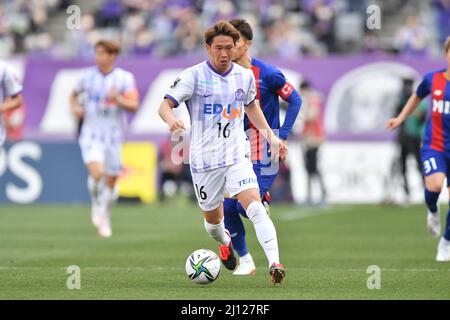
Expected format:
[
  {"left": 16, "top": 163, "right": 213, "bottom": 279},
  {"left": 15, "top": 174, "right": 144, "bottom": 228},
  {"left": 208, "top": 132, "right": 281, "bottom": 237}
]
[
  {"left": 204, "top": 218, "right": 231, "bottom": 246},
  {"left": 101, "top": 186, "right": 117, "bottom": 212},
  {"left": 87, "top": 176, "right": 103, "bottom": 203},
  {"left": 246, "top": 201, "right": 280, "bottom": 267},
  {"left": 240, "top": 253, "right": 253, "bottom": 264}
]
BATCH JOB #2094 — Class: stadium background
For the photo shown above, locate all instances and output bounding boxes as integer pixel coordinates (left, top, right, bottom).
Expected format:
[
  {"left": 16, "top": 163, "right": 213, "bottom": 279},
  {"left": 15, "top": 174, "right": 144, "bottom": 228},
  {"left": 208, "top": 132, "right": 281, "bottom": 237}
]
[
  {"left": 1, "top": 0, "right": 450, "bottom": 300},
  {"left": 1, "top": 0, "right": 449, "bottom": 205}
]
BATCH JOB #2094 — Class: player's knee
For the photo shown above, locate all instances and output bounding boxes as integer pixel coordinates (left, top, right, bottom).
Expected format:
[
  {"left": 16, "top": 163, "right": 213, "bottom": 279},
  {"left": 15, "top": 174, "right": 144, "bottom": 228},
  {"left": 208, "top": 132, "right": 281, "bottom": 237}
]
[
  {"left": 426, "top": 182, "right": 443, "bottom": 193},
  {"left": 203, "top": 211, "right": 223, "bottom": 225},
  {"left": 105, "top": 176, "right": 117, "bottom": 189},
  {"left": 236, "top": 202, "right": 249, "bottom": 219},
  {"left": 90, "top": 170, "right": 103, "bottom": 181},
  {"left": 425, "top": 174, "right": 445, "bottom": 193},
  {"left": 239, "top": 190, "right": 261, "bottom": 210},
  {"left": 246, "top": 201, "right": 267, "bottom": 223}
]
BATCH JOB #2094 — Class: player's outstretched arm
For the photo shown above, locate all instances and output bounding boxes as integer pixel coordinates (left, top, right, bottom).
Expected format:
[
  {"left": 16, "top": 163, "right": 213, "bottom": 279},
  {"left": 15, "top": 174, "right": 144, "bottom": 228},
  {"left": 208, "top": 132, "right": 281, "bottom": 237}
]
[
  {"left": 386, "top": 93, "right": 422, "bottom": 131},
  {"left": 0, "top": 94, "right": 22, "bottom": 113},
  {"left": 246, "top": 100, "right": 287, "bottom": 159},
  {"left": 158, "top": 98, "right": 185, "bottom": 133}
]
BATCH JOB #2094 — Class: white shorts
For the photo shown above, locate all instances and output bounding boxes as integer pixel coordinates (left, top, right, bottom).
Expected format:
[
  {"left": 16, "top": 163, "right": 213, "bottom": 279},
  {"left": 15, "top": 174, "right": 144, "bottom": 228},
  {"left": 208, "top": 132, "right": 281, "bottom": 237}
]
[
  {"left": 191, "top": 159, "right": 259, "bottom": 211},
  {"left": 79, "top": 140, "right": 122, "bottom": 176}
]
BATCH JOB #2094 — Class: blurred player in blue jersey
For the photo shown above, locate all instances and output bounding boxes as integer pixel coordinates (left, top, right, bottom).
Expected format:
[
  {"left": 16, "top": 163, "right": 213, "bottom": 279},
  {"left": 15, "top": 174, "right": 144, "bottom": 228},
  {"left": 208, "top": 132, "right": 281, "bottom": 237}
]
[
  {"left": 387, "top": 36, "right": 450, "bottom": 261},
  {"left": 224, "top": 19, "right": 302, "bottom": 275}
]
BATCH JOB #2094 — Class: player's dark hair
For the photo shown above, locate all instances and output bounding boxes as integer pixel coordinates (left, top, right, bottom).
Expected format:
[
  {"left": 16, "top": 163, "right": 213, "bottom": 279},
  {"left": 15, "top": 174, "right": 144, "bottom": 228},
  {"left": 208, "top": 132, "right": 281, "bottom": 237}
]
[
  {"left": 445, "top": 36, "right": 450, "bottom": 54},
  {"left": 204, "top": 21, "right": 240, "bottom": 45},
  {"left": 95, "top": 40, "right": 121, "bottom": 55},
  {"left": 228, "top": 19, "right": 253, "bottom": 41},
  {"left": 300, "top": 80, "right": 310, "bottom": 90},
  {"left": 402, "top": 77, "right": 414, "bottom": 86}
]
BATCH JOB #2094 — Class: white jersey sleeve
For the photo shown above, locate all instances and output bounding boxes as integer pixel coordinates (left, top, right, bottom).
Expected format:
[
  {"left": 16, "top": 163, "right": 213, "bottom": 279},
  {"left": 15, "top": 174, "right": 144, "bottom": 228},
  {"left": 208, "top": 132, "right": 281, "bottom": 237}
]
[
  {"left": 119, "top": 71, "right": 138, "bottom": 96},
  {"left": 164, "top": 69, "right": 195, "bottom": 107},
  {"left": 73, "top": 69, "right": 88, "bottom": 95},
  {"left": 244, "top": 69, "right": 256, "bottom": 106},
  {"left": 3, "top": 66, "right": 22, "bottom": 97},
  {"left": 73, "top": 79, "right": 83, "bottom": 94}
]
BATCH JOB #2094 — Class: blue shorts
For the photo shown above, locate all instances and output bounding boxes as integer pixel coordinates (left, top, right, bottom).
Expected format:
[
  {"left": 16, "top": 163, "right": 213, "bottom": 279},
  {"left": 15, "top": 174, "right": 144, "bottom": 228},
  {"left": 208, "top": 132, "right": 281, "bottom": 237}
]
[
  {"left": 253, "top": 165, "right": 277, "bottom": 201},
  {"left": 420, "top": 147, "right": 450, "bottom": 185}
]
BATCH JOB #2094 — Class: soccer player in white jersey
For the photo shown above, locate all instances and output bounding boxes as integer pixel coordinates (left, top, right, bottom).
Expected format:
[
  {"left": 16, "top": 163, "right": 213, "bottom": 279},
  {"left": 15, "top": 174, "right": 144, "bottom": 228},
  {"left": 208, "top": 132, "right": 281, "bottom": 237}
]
[
  {"left": 0, "top": 61, "right": 23, "bottom": 147},
  {"left": 70, "top": 40, "right": 139, "bottom": 238},
  {"left": 158, "top": 21, "right": 287, "bottom": 284}
]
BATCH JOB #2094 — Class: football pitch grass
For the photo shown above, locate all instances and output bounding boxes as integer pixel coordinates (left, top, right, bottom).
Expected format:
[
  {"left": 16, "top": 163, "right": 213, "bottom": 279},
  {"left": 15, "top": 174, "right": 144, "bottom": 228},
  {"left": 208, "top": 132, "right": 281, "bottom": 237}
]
[{"left": 0, "top": 202, "right": 449, "bottom": 300}]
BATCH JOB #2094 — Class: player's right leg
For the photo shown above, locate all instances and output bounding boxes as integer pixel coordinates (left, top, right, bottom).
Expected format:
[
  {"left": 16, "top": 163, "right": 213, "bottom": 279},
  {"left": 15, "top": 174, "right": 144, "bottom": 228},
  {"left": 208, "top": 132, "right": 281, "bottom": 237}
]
[
  {"left": 96, "top": 143, "right": 123, "bottom": 238},
  {"left": 96, "top": 175, "right": 118, "bottom": 238},
  {"left": 191, "top": 167, "right": 237, "bottom": 270},
  {"left": 236, "top": 188, "right": 285, "bottom": 284},
  {"left": 80, "top": 137, "right": 107, "bottom": 230},
  {"left": 421, "top": 148, "right": 446, "bottom": 238},
  {"left": 229, "top": 171, "right": 276, "bottom": 276},
  {"left": 86, "top": 162, "right": 105, "bottom": 228}
]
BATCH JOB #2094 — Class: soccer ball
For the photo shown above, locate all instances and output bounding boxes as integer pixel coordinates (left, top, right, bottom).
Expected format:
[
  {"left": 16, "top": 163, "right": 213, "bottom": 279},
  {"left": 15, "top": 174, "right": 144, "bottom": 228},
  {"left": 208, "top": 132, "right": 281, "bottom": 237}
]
[{"left": 185, "top": 249, "right": 221, "bottom": 284}]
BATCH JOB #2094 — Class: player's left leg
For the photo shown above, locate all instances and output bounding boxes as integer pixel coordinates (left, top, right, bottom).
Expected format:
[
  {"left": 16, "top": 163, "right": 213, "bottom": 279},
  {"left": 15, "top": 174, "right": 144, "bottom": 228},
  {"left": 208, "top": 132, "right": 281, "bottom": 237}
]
[
  {"left": 226, "top": 161, "right": 285, "bottom": 284},
  {"left": 98, "top": 142, "right": 122, "bottom": 238},
  {"left": 80, "top": 139, "right": 106, "bottom": 228},
  {"left": 96, "top": 175, "right": 118, "bottom": 238},
  {"left": 86, "top": 161, "right": 105, "bottom": 228}
]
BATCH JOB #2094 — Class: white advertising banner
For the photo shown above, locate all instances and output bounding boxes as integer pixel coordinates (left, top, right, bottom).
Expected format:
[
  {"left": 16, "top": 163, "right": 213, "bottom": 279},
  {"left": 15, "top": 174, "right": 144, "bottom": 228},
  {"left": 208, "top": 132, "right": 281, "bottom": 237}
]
[{"left": 288, "top": 142, "right": 448, "bottom": 205}]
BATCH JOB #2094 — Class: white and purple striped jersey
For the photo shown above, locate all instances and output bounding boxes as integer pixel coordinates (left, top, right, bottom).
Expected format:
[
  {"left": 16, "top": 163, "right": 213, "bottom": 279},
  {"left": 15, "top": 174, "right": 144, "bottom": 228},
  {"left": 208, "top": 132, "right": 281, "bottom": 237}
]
[
  {"left": 165, "top": 61, "right": 257, "bottom": 172},
  {"left": 74, "top": 67, "right": 138, "bottom": 144},
  {"left": 0, "top": 61, "right": 23, "bottom": 145}
]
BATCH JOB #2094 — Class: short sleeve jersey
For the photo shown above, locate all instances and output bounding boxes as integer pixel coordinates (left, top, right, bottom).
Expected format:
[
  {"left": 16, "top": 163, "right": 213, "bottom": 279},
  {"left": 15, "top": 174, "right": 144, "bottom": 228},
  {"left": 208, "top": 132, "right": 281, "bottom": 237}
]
[
  {"left": 164, "top": 61, "right": 257, "bottom": 172},
  {"left": 74, "top": 67, "right": 138, "bottom": 144},
  {"left": 416, "top": 69, "right": 450, "bottom": 151}
]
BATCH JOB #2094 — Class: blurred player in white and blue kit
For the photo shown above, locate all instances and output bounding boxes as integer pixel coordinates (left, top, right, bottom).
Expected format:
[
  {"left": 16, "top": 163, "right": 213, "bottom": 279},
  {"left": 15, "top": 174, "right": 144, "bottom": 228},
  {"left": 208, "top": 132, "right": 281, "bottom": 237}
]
[
  {"left": 70, "top": 40, "right": 139, "bottom": 237},
  {"left": 0, "top": 61, "right": 23, "bottom": 147},
  {"left": 158, "top": 21, "right": 287, "bottom": 284}
]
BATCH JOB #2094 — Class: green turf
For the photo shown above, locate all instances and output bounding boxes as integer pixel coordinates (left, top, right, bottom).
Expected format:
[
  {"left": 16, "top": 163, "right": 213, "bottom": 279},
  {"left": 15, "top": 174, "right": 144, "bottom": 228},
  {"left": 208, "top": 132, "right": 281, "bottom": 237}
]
[{"left": 0, "top": 201, "right": 449, "bottom": 299}]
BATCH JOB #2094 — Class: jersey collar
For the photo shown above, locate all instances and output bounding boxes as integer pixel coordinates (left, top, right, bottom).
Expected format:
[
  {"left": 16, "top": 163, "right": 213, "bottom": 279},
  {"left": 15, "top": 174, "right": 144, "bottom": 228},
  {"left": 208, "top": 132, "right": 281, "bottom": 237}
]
[
  {"left": 206, "top": 61, "right": 234, "bottom": 77},
  {"left": 96, "top": 66, "right": 115, "bottom": 77}
]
